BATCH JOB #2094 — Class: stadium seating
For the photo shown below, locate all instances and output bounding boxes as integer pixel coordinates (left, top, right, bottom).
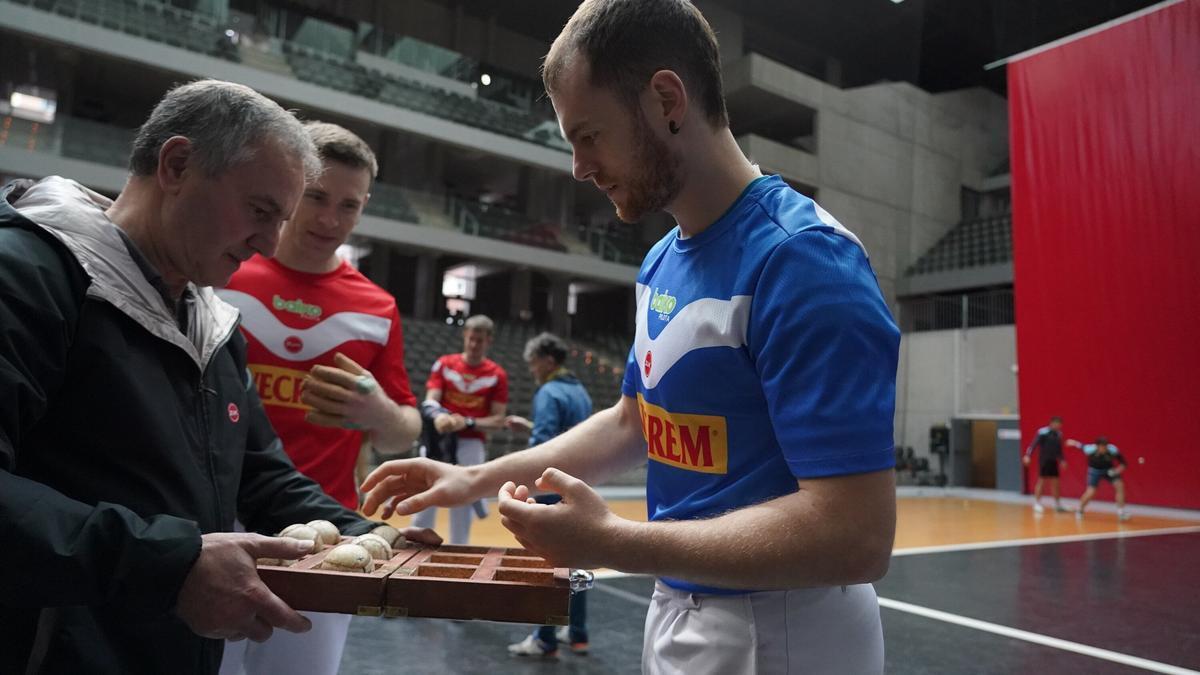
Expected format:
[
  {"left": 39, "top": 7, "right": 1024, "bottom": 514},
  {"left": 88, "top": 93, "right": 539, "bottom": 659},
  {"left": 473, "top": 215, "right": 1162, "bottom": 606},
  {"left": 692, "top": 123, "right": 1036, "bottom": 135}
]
[
  {"left": 905, "top": 213, "right": 1013, "bottom": 276},
  {"left": 8, "top": 0, "right": 650, "bottom": 265},
  {"left": 20, "top": 0, "right": 240, "bottom": 61}
]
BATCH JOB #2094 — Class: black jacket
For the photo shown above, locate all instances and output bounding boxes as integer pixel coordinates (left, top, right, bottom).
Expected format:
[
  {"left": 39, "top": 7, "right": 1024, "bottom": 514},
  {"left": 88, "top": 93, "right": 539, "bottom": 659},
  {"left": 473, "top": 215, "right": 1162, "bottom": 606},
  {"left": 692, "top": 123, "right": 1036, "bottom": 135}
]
[{"left": 0, "top": 178, "right": 377, "bottom": 674}]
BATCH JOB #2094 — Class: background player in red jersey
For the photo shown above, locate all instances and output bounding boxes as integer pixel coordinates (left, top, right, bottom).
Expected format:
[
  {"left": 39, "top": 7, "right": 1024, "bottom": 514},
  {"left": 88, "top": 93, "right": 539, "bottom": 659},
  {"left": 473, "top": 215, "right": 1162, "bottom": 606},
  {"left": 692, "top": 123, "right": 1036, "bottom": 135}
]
[
  {"left": 412, "top": 314, "right": 509, "bottom": 544},
  {"left": 219, "top": 121, "right": 425, "bottom": 675}
]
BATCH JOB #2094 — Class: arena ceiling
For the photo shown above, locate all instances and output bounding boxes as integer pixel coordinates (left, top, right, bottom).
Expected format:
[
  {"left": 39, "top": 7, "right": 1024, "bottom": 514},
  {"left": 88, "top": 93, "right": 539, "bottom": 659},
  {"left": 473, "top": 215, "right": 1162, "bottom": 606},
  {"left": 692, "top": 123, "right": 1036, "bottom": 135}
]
[{"left": 452, "top": 0, "right": 1162, "bottom": 94}]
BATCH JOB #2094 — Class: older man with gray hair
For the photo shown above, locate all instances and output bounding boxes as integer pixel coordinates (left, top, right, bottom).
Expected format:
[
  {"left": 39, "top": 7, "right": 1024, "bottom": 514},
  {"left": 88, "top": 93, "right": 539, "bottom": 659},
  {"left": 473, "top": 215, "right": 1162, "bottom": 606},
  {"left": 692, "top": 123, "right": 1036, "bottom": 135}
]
[{"left": 0, "top": 79, "right": 437, "bottom": 675}]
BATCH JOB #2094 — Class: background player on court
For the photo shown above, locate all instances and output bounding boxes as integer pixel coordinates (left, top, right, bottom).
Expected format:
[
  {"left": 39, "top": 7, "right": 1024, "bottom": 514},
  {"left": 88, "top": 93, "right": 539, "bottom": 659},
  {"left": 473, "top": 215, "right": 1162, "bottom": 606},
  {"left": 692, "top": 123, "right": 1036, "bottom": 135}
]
[
  {"left": 1069, "top": 436, "right": 1132, "bottom": 521},
  {"left": 411, "top": 314, "right": 509, "bottom": 544},
  {"left": 505, "top": 332, "right": 594, "bottom": 658},
  {"left": 1023, "top": 415, "right": 1072, "bottom": 513}
]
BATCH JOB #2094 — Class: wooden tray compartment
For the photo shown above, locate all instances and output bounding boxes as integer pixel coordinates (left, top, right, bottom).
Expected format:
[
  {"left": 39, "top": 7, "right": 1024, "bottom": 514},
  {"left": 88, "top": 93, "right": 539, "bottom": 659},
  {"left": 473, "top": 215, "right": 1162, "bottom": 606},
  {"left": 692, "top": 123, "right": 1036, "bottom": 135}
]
[
  {"left": 383, "top": 545, "right": 571, "bottom": 625},
  {"left": 257, "top": 543, "right": 423, "bottom": 616},
  {"left": 257, "top": 543, "right": 571, "bottom": 624}
]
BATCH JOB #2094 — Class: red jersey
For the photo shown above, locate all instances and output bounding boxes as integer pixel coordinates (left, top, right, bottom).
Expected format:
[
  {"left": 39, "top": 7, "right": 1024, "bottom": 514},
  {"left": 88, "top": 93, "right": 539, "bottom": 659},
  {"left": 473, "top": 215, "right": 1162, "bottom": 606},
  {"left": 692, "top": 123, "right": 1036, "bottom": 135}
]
[
  {"left": 219, "top": 255, "right": 416, "bottom": 509},
  {"left": 426, "top": 354, "right": 508, "bottom": 440}
]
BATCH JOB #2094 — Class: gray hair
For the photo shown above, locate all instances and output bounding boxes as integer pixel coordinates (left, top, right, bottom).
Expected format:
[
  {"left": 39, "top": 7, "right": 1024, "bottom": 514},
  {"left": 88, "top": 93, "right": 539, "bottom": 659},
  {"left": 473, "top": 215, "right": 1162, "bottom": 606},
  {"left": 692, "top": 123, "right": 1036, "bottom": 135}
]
[
  {"left": 523, "top": 332, "right": 568, "bottom": 364},
  {"left": 463, "top": 314, "right": 494, "bottom": 335},
  {"left": 129, "top": 79, "right": 321, "bottom": 182}
]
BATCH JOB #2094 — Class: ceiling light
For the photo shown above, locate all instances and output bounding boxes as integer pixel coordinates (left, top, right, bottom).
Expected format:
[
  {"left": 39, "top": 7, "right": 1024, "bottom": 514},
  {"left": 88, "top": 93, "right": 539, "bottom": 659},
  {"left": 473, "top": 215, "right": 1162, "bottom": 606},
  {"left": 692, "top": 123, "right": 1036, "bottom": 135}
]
[{"left": 10, "top": 87, "right": 57, "bottom": 124}]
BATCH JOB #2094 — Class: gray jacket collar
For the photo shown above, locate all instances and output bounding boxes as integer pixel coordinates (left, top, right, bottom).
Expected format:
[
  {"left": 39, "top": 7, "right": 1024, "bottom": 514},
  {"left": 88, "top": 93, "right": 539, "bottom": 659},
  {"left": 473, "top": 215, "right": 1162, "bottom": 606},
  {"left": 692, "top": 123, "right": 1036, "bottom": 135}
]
[{"left": 13, "top": 176, "right": 240, "bottom": 372}]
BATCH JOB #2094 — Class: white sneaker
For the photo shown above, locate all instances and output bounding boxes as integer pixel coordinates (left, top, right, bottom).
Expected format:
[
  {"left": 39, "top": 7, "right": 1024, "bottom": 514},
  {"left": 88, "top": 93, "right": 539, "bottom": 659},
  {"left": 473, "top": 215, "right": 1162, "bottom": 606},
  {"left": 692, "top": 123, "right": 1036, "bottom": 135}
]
[
  {"left": 556, "top": 626, "right": 570, "bottom": 643},
  {"left": 1075, "top": 509, "right": 1084, "bottom": 520},
  {"left": 1119, "top": 511, "right": 1132, "bottom": 522},
  {"left": 508, "top": 634, "right": 557, "bottom": 658},
  {"left": 1033, "top": 503, "right": 1045, "bottom": 514},
  {"left": 1055, "top": 503, "right": 1069, "bottom": 513}
]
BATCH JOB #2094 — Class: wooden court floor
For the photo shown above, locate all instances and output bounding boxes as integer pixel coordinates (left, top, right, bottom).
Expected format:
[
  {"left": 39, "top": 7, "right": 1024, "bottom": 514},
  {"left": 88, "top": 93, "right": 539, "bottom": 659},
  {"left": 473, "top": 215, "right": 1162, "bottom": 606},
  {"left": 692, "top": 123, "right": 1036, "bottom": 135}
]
[
  {"left": 348, "top": 496, "right": 1200, "bottom": 674},
  {"left": 378, "top": 495, "right": 1200, "bottom": 552}
]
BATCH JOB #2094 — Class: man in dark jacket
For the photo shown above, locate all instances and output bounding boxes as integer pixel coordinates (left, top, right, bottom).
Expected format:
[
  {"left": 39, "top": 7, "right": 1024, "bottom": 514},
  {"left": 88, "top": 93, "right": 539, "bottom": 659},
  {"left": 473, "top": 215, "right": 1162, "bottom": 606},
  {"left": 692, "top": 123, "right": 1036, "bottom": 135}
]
[
  {"left": 0, "top": 79, "right": 436, "bottom": 675},
  {"left": 504, "top": 332, "right": 593, "bottom": 658}
]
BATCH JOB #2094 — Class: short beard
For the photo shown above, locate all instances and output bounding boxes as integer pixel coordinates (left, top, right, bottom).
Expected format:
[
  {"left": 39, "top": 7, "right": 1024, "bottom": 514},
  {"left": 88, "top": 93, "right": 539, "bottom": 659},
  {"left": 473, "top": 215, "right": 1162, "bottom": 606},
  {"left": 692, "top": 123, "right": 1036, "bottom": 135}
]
[{"left": 613, "top": 113, "right": 682, "bottom": 223}]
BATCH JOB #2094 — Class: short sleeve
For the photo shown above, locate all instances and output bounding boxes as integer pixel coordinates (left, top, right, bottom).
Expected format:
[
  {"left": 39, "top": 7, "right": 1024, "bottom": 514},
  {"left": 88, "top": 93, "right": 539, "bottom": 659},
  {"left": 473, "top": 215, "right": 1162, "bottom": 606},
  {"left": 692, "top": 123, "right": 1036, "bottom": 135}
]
[
  {"left": 621, "top": 343, "right": 639, "bottom": 398},
  {"left": 492, "top": 366, "right": 509, "bottom": 405},
  {"left": 425, "top": 357, "right": 446, "bottom": 393},
  {"left": 372, "top": 307, "right": 417, "bottom": 407},
  {"left": 747, "top": 229, "right": 900, "bottom": 479}
]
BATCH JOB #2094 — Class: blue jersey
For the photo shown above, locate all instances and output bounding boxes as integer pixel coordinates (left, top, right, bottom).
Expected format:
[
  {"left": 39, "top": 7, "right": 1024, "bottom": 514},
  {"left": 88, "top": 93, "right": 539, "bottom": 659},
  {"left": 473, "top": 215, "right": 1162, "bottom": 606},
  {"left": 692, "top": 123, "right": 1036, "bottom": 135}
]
[{"left": 620, "top": 175, "right": 900, "bottom": 594}]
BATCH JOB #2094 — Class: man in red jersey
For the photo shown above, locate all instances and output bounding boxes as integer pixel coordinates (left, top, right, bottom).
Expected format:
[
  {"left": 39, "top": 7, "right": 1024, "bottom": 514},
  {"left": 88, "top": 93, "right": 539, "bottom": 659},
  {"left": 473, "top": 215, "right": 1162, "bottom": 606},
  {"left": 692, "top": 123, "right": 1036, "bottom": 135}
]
[
  {"left": 218, "top": 121, "right": 422, "bottom": 675},
  {"left": 413, "top": 314, "right": 509, "bottom": 544}
]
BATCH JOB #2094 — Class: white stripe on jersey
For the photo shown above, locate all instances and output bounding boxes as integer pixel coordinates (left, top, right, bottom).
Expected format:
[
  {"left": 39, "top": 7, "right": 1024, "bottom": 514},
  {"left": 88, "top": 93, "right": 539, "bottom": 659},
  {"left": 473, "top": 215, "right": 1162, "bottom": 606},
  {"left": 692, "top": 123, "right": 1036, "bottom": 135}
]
[
  {"left": 438, "top": 364, "right": 499, "bottom": 394},
  {"left": 633, "top": 283, "right": 752, "bottom": 390},
  {"left": 218, "top": 289, "right": 390, "bottom": 361},
  {"left": 813, "top": 203, "right": 867, "bottom": 254}
]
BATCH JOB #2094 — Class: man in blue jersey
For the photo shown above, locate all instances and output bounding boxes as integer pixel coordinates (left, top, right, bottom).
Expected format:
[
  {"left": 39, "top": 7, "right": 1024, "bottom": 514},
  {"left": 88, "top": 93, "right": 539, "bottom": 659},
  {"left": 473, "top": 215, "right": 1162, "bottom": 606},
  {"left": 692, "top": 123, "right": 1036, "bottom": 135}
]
[
  {"left": 360, "top": 1, "right": 899, "bottom": 672},
  {"left": 1022, "top": 416, "right": 1071, "bottom": 513}
]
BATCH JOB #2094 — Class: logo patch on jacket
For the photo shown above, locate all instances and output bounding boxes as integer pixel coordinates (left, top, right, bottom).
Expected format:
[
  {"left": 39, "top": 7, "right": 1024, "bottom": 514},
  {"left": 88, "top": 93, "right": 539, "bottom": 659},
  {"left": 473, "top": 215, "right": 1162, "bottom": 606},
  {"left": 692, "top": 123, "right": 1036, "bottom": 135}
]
[{"left": 227, "top": 403, "right": 240, "bottom": 423}]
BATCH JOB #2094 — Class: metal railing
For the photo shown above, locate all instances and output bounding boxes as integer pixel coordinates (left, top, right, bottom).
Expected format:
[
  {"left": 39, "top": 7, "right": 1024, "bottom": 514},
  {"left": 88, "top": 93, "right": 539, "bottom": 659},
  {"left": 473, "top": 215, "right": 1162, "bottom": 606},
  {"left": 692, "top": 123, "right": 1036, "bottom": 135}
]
[
  {"left": 4, "top": 0, "right": 570, "bottom": 152},
  {"left": 899, "top": 288, "right": 1015, "bottom": 333},
  {"left": 1, "top": 112, "right": 641, "bottom": 266},
  {"left": 0, "top": 114, "right": 135, "bottom": 167}
]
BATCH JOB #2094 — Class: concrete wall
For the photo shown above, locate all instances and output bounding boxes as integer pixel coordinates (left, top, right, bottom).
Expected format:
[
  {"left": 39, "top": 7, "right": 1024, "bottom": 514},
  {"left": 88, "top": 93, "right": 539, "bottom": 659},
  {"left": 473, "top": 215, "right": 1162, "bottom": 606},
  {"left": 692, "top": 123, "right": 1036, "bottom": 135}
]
[
  {"left": 725, "top": 52, "right": 1009, "bottom": 311},
  {"left": 895, "top": 325, "right": 1018, "bottom": 458}
]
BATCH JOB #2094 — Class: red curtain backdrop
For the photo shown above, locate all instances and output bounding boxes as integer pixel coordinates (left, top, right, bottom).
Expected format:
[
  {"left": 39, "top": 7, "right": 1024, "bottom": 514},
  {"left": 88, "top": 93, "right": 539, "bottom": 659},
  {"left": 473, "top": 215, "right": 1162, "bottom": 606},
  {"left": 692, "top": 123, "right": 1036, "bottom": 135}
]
[{"left": 1009, "top": 0, "right": 1200, "bottom": 509}]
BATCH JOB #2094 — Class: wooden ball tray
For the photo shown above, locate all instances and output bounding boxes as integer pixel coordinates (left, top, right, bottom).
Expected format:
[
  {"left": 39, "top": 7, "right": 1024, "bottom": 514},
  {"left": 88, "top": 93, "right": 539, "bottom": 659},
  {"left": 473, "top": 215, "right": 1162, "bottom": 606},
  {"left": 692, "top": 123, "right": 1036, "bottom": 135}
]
[{"left": 257, "top": 541, "right": 574, "bottom": 625}]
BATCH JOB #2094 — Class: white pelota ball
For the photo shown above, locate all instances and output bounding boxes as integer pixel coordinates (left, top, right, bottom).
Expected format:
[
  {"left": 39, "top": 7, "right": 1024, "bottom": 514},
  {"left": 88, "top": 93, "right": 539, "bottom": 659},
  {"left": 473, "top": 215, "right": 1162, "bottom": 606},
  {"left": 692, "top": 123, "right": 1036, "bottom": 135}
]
[
  {"left": 351, "top": 533, "right": 392, "bottom": 560},
  {"left": 277, "top": 524, "right": 320, "bottom": 553},
  {"left": 306, "top": 519, "right": 341, "bottom": 546},
  {"left": 369, "top": 525, "right": 403, "bottom": 547},
  {"left": 319, "top": 544, "right": 373, "bottom": 573}
]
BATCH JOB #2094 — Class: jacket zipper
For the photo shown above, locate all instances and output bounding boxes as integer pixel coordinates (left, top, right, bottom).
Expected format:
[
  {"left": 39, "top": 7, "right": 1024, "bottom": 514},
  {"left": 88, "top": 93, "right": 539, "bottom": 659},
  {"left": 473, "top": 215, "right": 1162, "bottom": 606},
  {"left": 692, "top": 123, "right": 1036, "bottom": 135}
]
[{"left": 196, "top": 322, "right": 239, "bottom": 531}]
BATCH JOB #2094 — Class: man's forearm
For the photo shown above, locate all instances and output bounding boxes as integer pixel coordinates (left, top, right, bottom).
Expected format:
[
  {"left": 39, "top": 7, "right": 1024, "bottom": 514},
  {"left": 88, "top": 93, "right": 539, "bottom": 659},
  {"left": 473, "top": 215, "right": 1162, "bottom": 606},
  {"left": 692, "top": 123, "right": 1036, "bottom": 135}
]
[
  {"left": 368, "top": 402, "right": 421, "bottom": 454},
  {"left": 465, "top": 399, "right": 645, "bottom": 499},
  {"left": 603, "top": 470, "right": 896, "bottom": 590},
  {"left": 469, "top": 413, "right": 509, "bottom": 431}
]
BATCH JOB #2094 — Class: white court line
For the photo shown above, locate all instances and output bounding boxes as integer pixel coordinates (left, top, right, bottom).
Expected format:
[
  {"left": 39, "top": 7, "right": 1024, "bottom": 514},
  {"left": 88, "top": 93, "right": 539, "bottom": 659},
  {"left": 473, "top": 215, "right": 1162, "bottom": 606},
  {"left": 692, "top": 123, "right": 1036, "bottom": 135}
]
[
  {"left": 877, "top": 597, "right": 1200, "bottom": 675},
  {"left": 591, "top": 576, "right": 1200, "bottom": 673},
  {"left": 892, "top": 525, "right": 1200, "bottom": 557},
  {"left": 590, "top": 525, "right": 1200, "bottom": 579},
  {"left": 593, "top": 581, "right": 652, "bottom": 607}
]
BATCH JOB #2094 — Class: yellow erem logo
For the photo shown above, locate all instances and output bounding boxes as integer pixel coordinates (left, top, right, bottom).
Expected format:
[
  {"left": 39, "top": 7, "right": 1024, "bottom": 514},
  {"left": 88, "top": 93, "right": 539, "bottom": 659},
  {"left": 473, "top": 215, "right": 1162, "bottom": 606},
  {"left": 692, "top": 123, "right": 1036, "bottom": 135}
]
[
  {"left": 637, "top": 394, "right": 728, "bottom": 474},
  {"left": 250, "top": 364, "right": 310, "bottom": 411},
  {"left": 444, "top": 389, "right": 485, "bottom": 410}
]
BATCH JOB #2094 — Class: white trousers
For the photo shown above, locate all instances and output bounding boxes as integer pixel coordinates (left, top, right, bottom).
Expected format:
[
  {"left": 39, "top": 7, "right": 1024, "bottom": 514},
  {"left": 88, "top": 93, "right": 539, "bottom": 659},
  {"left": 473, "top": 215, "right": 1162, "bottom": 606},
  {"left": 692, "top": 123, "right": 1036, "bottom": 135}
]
[
  {"left": 411, "top": 437, "right": 486, "bottom": 545},
  {"left": 642, "top": 581, "right": 884, "bottom": 674},
  {"left": 218, "top": 521, "right": 352, "bottom": 675},
  {"left": 219, "top": 610, "right": 352, "bottom": 675}
]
